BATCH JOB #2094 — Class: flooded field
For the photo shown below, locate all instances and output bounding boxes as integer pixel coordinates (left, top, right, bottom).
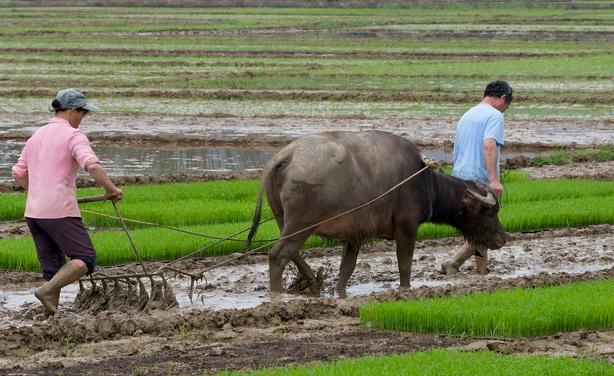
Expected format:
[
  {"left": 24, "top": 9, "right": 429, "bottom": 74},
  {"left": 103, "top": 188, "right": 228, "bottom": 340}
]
[
  {"left": 0, "top": 141, "right": 276, "bottom": 181},
  {"left": 1, "top": 226, "right": 612, "bottom": 322},
  {"left": 2, "top": 113, "right": 613, "bottom": 150},
  {"left": 0, "top": 140, "right": 555, "bottom": 182},
  {"left": 0, "top": 226, "right": 612, "bottom": 373},
  {"left": 1, "top": 3, "right": 613, "bottom": 375}
]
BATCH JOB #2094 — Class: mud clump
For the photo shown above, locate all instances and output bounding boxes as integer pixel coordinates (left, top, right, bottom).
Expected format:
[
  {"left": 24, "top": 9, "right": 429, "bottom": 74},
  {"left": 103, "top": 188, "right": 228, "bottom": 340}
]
[
  {"left": 3, "top": 267, "right": 613, "bottom": 357},
  {"left": 74, "top": 278, "right": 178, "bottom": 314},
  {"left": 286, "top": 267, "right": 326, "bottom": 296}
]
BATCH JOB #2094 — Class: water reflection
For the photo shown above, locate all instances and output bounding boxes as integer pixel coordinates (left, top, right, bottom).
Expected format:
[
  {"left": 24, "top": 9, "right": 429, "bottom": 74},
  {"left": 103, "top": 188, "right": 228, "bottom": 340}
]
[
  {"left": 94, "top": 145, "right": 277, "bottom": 177},
  {"left": 0, "top": 143, "right": 278, "bottom": 182},
  {"left": 0, "top": 143, "right": 548, "bottom": 182}
]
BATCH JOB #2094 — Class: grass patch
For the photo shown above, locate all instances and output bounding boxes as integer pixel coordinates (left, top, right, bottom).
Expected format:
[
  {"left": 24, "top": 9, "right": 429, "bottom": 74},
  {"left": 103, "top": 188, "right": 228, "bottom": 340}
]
[
  {"left": 360, "top": 280, "right": 614, "bottom": 338},
  {"left": 218, "top": 348, "right": 614, "bottom": 376},
  {"left": 0, "top": 175, "right": 612, "bottom": 271},
  {"left": 532, "top": 146, "right": 614, "bottom": 167},
  {"left": 0, "top": 220, "right": 280, "bottom": 271}
]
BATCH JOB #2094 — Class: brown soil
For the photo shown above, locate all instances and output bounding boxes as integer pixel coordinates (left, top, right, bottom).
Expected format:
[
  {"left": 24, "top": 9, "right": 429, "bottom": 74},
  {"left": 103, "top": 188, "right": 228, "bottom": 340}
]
[
  {"left": 0, "top": 47, "right": 600, "bottom": 59},
  {"left": 1, "top": 112, "right": 612, "bottom": 374},
  {"left": 1, "top": 88, "right": 613, "bottom": 105},
  {"left": 1, "top": 225, "right": 613, "bottom": 374},
  {"left": 521, "top": 161, "right": 614, "bottom": 180},
  {"left": 1, "top": 113, "right": 612, "bottom": 150},
  {"left": 3, "top": 26, "right": 613, "bottom": 41}
]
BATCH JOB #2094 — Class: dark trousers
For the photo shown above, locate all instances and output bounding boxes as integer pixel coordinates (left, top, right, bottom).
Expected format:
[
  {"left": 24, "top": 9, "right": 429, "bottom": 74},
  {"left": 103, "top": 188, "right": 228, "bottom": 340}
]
[{"left": 26, "top": 217, "right": 96, "bottom": 280}]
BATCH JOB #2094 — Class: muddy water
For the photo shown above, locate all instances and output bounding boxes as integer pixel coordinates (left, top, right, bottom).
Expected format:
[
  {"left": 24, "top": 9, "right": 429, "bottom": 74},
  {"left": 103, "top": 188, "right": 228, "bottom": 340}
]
[
  {"left": 0, "top": 141, "right": 551, "bottom": 182},
  {"left": 0, "top": 141, "right": 276, "bottom": 181},
  {"left": 1, "top": 226, "right": 612, "bottom": 329},
  {"left": 2, "top": 114, "right": 613, "bottom": 149}
]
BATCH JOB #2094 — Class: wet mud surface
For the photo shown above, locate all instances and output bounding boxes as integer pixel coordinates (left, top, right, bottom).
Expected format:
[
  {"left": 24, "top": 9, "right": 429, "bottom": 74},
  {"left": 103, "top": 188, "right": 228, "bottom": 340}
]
[
  {"left": 2, "top": 160, "right": 614, "bottom": 195},
  {"left": 1, "top": 47, "right": 601, "bottom": 59},
  {"left": 1, "top": 113, "right": 613, "bottom": 150},
  {"left": 1, "top": 88, "right": 613, "bottom": 105},
  {"left": 0, "top": 112, "right": 612, "bottom": 374},
  {"left": 0, "top": 225, "right": 613, "bottom": 374}
]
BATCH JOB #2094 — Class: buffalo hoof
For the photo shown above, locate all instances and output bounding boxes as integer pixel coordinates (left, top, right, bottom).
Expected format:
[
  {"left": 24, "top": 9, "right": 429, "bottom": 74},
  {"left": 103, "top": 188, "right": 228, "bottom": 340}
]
[
  {"left": 287, "top": 269, "right": 323, "bottom": 296},
  {"left": 441, "top": 261, "right": 460, "bottom": 275}
]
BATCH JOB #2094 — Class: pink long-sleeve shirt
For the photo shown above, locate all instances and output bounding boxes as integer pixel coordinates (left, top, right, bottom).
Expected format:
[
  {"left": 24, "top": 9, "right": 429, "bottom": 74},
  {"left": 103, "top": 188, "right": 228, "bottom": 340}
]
[{"left": 11, "top": 117, "right": 100, "bottom": 218}]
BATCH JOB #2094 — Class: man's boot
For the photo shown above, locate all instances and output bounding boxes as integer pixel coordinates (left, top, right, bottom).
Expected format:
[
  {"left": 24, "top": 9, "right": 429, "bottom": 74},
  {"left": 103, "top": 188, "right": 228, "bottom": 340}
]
[{"left": 35, "top": 259, "right": 87, "bottom": 314}]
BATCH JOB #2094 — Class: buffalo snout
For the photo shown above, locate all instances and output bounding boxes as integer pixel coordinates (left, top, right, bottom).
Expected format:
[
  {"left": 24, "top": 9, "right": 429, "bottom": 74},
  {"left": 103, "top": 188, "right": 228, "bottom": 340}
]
[{"left": 490, "top": 230, "right": 507, "bottom": 249}]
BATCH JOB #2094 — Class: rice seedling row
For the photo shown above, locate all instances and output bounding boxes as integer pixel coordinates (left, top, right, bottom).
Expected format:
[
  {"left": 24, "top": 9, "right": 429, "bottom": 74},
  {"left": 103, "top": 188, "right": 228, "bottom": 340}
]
[
  {"left": 2, "top": 96, "right": 612, "bottom": 120},
  {"left": 1, "top": 176, "right": 613, "bottom": 224},
  {"left": 360, "top": 279, "right": 614, "bottom": 338},
  {"left": 220, "top": 348, "right": 614, "bottom": 376},
  {"left": 0, "top": 176, "right": 612, "bottom": 271}
]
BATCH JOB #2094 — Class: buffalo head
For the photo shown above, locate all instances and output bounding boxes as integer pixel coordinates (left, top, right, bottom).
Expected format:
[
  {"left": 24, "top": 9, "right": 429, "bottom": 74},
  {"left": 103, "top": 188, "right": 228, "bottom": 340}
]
[{"left": 457, "top": 181, "right": 507, "bottom": 250}]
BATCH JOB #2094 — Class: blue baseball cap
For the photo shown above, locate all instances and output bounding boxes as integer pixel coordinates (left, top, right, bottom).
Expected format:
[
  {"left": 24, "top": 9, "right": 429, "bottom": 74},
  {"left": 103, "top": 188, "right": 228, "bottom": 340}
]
[{"left": 50, "top": 88, "right": 100, "bottom": 112}]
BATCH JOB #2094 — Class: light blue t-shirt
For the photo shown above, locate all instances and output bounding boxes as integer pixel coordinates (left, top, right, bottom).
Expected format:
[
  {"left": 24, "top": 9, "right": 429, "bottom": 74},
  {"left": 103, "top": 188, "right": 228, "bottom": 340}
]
[{"left": 452, "top": 104, "right": 504, "bottom": 183}]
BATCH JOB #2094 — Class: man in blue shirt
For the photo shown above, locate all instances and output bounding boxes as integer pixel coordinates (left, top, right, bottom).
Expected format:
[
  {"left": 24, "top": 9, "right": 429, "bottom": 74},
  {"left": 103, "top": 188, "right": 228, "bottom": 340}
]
[{"left": 442, "top": 80, "right": 513, "bottom": 275}]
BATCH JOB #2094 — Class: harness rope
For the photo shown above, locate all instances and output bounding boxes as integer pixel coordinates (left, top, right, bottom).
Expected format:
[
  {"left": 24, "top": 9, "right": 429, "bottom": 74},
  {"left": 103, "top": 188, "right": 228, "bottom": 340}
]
[
  {"left": 80, "top": 209, "right": 277, "bottom": 242},
  {"left": 182, "top": 163, "right": 433, "bottom": 277}
]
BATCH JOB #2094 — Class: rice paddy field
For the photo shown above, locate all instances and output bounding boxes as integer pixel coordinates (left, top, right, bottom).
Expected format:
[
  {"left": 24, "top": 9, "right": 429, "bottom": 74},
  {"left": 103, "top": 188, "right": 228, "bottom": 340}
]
[{"left": 0, "top": 1, "right": 613, "bottom": 375}]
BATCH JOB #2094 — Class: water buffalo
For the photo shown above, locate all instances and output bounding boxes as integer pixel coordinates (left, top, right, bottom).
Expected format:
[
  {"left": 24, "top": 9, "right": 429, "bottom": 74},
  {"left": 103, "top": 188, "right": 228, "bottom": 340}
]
[{"left": 247, "top": 131, "right": 506, "bottom": 296}]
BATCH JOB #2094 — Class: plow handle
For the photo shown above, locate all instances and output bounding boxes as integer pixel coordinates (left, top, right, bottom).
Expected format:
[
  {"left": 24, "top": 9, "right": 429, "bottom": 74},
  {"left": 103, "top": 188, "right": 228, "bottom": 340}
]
[{"left": 77, "top": 195, "right": 108, "bottom": 204}]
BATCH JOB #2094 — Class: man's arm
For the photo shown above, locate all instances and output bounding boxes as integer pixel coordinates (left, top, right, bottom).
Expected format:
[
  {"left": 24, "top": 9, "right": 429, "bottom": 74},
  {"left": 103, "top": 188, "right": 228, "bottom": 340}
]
[
  {"left": 12, "top": 151, "right": 29, "bottom": 191},
  {"left": 86, "top": 163, "right": 122, "bottom": 201},
  {"left": 483, "top": 138, "right": 503, "bottom": 197}
]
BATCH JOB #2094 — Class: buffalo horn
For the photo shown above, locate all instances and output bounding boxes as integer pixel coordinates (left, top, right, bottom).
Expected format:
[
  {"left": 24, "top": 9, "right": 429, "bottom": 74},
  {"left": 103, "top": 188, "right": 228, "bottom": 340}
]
[{"left": 467, "top": 189, "right": 497, "bottom": 207}]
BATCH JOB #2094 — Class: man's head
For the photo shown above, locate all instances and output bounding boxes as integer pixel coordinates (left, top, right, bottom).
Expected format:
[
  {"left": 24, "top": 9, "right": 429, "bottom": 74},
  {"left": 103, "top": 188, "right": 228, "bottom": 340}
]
[
  {"left": 483, "top": 80, "right": 513, "bottom": 113},
  {"left": 50, "top": 88, "right": 100, "bottom": 128}
]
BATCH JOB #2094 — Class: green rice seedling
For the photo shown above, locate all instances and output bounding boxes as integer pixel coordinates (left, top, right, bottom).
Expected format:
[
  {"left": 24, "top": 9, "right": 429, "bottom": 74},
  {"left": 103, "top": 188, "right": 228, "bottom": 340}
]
[
  {"left": 532, "top": 151, "right": 571, "bottom": 166},
  {"left": 2, "top": 190, "right": 611, "bottom": 271},
  {"left": 0, "top": 179, "right": 262, "bottom": 222},
  {"left": 218, "top": 348, "right": 614, "bottom": 376},
  {"left": 1, "top": 177, "right": 612, "bottom": 224},
  {"left": 80, "top": 198, "right": 273, "bottom": 228},
  {"left": 532, "top": 146, "right": 614, "bottom": 166},
  {"left": 500, "top": 196, "right": 614, "bottom": 231},
  {"left": 571, "top": 146, "right": 614, "bottom": 163},
  {"left": 0, "top": 193, "right": 26, "bottom": 221},
  {"left": 502, "top": 179, "right": 614, "bottom": 204},
  {"left": 360, "top": 280, "right": 614, "bottom": 338},
  {"left": 0, "top": 219, "right": 332, "bottom": 271}
]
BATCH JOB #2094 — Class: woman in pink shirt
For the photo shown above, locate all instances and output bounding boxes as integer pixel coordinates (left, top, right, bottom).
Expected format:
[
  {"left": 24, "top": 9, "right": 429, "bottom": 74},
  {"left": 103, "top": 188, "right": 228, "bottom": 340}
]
[{"left": 12, "top": 88, "right": 122, "bottom": 315}]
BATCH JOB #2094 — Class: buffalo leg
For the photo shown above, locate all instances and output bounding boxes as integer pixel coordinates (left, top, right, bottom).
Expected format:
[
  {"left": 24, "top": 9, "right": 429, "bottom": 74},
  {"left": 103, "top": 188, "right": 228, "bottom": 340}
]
[
  {"left": 474, "top": 249, "right": 489, "bottom": 275},
  {"left": 395, "top": 228, "right": 416, "bottom": 288},
  {"left": 269, "top": 230, "right": 312, "bottom": 294},
  {"left": 336, "top": 240, "right": 361, "bottom": 298},
  {"left": 275, "top": 218, "right": 319, "bottom": 281},
  {"left": 442, "top": 241, "right": 474, "bottom": 275},
  {"left": 442, "top": 242, "right": 489, "bottom": 275},
  {"left": 292, "top": 254, "right": 316, "bottom": 283}
]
